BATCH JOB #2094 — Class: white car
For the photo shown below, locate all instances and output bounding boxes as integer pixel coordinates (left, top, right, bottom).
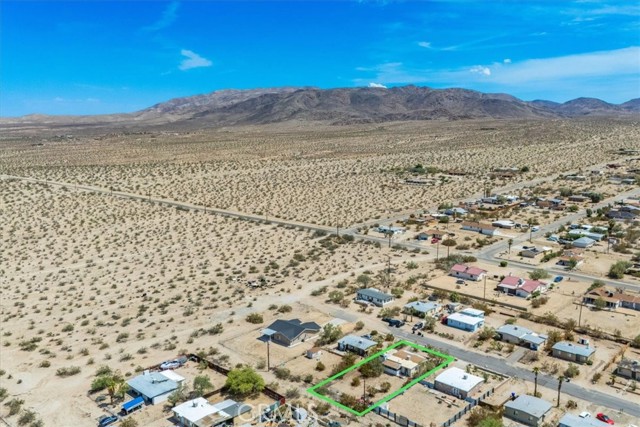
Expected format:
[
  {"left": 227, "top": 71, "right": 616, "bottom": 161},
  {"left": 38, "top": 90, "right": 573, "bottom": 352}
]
[{"left": 531, "top": 226, "right": 540, "bottom": 232}]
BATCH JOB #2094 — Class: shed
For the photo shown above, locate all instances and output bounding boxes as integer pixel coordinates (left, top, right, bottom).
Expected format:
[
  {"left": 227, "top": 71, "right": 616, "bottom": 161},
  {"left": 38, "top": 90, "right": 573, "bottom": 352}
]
[
  {"left": 306, "top": 347, "right": 323, "bottom": 360},
  {"left": 434, "top": 367, "right": 483, "bottom": 399}
]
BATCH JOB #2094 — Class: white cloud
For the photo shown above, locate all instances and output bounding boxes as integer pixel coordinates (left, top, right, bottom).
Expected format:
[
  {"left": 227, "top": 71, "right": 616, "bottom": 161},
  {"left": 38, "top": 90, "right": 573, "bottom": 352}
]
[
  {"left": 368, "top": 82, "right": 387, "bottom": 88},
  {"left": 503, "top": 58, "right": 512, "bottom": 64},
  {"left": 142, "top": 1, "right": 180, "bottom": 32},
  {"left": 179, "top": 49, "right": 212, "bottom": 71},
  {"left": 470, "top": 66, "right": 491, "bottom": 76},
  {"left": 417, "top": 41, "right": 432, "bottom": 48}
]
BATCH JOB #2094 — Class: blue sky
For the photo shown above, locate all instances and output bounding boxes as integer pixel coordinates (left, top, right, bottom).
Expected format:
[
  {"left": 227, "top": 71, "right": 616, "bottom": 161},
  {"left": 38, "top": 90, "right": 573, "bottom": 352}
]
[{"left": 1, "top": 0, "right": 639, "bottom": 116}]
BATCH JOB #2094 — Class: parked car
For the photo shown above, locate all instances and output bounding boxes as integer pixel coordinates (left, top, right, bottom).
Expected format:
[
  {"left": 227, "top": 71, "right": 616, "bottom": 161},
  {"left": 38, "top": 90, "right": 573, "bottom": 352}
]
[
  {"left": 455, "top": 279, "right": 465, "bottom": 285},
  {"left": 531, "top": 226, "right": 540, "bottom": 232},
  {"left": 431, "top": 238, "right": 440, "bottom": 244},
  {"left": 413, "top": 322, "right": 424, "bottom": 330},
  {"left": 553, "top": 276, "right": 564, "bottom": 283},
  {"left": 160, "top": 357, "right": 186, "bottom": 370},
  {"left": 596, "top": 413, "right": 615, "bottom": 425},
  {"left": 98, "top": 415, "right": 118, "bottom": 427},
  {"left": 389, "top": 319, "right": 405, "bottom": 327}
]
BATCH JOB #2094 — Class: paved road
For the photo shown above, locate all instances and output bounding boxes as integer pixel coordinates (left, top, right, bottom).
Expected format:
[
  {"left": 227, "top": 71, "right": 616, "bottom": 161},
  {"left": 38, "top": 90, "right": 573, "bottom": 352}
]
[{"left": 388, "top": 327, "right": 640, "bottom": 418}]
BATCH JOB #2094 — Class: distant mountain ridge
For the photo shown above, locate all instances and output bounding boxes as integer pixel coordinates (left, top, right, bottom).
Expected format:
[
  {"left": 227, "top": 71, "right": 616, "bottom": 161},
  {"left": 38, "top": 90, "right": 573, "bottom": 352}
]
[{"left": 2, "top": 86, "right": 638, "bottom": 129}]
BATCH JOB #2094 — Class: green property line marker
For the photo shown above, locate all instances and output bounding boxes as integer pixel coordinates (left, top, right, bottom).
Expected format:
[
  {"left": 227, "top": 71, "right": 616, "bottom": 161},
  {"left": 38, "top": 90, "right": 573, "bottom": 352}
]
[{"left": 307, "top": 339, "right": 455, "bottom": 416}]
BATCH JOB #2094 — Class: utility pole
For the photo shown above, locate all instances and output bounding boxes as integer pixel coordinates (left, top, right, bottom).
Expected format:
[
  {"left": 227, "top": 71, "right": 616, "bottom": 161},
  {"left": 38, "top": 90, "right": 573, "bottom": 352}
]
[
  {"left": 557, "top": 376, "right": 565, "bottom": 407},
  {"left": 266, "top": 338, "right": 271, "bottom": 371},
  {"left": 436, "top": 240, "right": 440, "bottom": 261},
  {"left": 387, "top": 255, "right": 392, "bottom": 288},
  {"left": 578, "top": 301, "right": 583, "bottom": 327},
  {"left": 387, "top": 232, "right": 392, "bottom": 248},
  {"left": 483, "top": 275, "right": 487, "bottom": 300}
]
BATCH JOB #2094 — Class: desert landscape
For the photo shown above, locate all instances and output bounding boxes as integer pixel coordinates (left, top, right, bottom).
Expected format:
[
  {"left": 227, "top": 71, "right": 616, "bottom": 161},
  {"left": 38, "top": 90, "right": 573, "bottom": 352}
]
[{"left": 2, "top": 111, "right": 640, "bottom": 427}]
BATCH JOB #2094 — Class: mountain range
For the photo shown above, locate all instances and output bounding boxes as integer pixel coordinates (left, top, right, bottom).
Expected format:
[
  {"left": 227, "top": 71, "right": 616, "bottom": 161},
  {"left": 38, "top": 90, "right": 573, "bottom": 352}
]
[{"left": 2, "top": 86, "right": 638, "bottom": 130}]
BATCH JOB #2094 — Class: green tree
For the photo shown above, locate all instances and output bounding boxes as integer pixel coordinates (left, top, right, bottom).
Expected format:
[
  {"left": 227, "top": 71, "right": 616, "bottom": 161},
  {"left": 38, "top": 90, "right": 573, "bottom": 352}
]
[
  {"left": 528, "top": 269, "right": 550, "bottom": 281},
  {"left": 318, "top": 324, "right": 343, "bottom": 344},
  {"left": 120, "top": 419, "right": 138, "bottom": 427},
  {"left": 359, "top": 358, "right": 384, "bottom": 378},
  {"left": 609, "top": 261, "right": 631, "bottom": 279},
  {"left": 167, "top": 383, "right": 189, "bottom": 406},
  {"left": 328, "top": 290, "right": 344, "bottom": 304},
  {"left": 442, "top": 239, "right": 457, "bottom": 257},
  {"left": 225, "top": 367, "right": 265, "bottom": 397},
  {"left": 356, "top": 274, "right": 372, "bottom": 288},
  {"left": 192, "top": 375, "right": 214, "bottom": 397}
]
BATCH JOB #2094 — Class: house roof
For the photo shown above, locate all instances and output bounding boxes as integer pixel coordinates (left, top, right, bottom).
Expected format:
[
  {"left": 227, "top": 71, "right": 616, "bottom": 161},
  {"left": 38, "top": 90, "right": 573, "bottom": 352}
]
[
  {"left": 585, "top": 287, "right": 640, "bottom": 305},
  {"left": 447, "top": 312, "right": 484, "bottom": 326},
  {"left": 572, "top": 237, "right": 596, "bottom": 246},
  {"left": 505, "top": 395, "right": 552, "bottom": 418},
  {"left": 497, "top": 324, "right": 533, "bottom": 338},
  {"left": 618, "top": 358, "right": 640, "bottom": 372},
  {"left": 450, "top": 264, "right": 486, "bottom": 276},
  {"left": 558, "top": 413, "right": 611, "bottom": 427},
  {"left": 173, "top": 398, "right": 249, "bottom": 426},
  {"left": 159, "top": 370, "right": 185, "bottom": 383},
  {"left": 263, "top": 319, "right": 321, "bottom": 341},
  {"left": 383, "top": 360, "right": 402, "bottom": 370},
  {"left": 128, "top": 372, "right": 178, "bottom": 399},
  {"left": 500, "top": 276, "right": 521, "bottom": 286},
  {"left": 435, "top": 367, "right": 483, "bottom": 392},
  {"left": 338, "top": 335, "right": 377, "bottom": 351},
  {"left": 450, "top": 264, "right": 467, "bottom": 273},
  {"left": 552, "top": 341, "right": 595, "bottom": 357},
  {"left": 404, "top": 301, "right": 440, "bottom": 313},
  {"left": 459, "top": 308, "right": 484, "bottom": 317},
  {"left": 466, "top": 267, "right": 487, "bottom": 276},
  {"left": 519, "top": 280, "right": 545, "bottom": 293},
  {"left": 461, "top": 221, "right": 496, "bottom": 231},
  {"left": 357, "top": 288, "right": 393, "bottom": 301},
  {"left": 522, "top": 333, "right": 547, "bottom": 346}
]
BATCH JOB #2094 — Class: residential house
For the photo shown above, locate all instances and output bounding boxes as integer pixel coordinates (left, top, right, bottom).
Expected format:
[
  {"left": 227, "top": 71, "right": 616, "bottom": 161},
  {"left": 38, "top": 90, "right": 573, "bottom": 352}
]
[
  {"left": 582, "top": 287, "right": 640, "bottom": 311},
  {"left": 496, "top": 324, "right": 547, "bottom": 351},
  {"left": 444, "top": 207, "right": 468, "bottom": 216},
  {"left": 551, "top": 341, "right": 595, "bottom": 364},
  {"left": 434, "top": 367, "right": 484, "bottom": 399},
  {"left": 377, "top": 225, "right": 406, "bottom": 235},
  {"left": 572, "top": 236, "right": 596, "bottom": 248},
  {"left": 567, "top": 230, "right": 605, "bottom": 241},
  {"left": 403, "top": 301, "right": 441, "bottom": 318},
  {"left": 449, "top": 264, "right": 487, "bottom": 281},
  {"left": 557, "top": 249, "right": 584, "bottom": 267},
  {"left": 607, "top": 209, "right": 638, "bottom": 221},
  {"left": 461, "top": 221, "right": 499, "bottom": 236},
  {"left": 427, "top": 229, "right": 446, "bottom": 239},
  {"left": 356, "top": 288, "right": 394, "bottom": 307},
  {"left": 519, "top": 246, "right": 552, "bottom": 259},
  {"left": 616, "top": 359, "right": 640, "bottom": 380},
  {"left": 446, "top": 309, "right": 484, "bottom": 332},
  {"left": 381, "top": 349, "right": 428, "bottom": 378},
  {"left": 558, "top": 414, "right": 611, "bottom": 427},
  {"left": 416, "top": 232, "right": 429, "bottom": 241},
  {"left": 337, "top": 335, "right": 377, "bottom": 356},
  {"left": 261, "top": 319, "right": 321, "bottom": 347},
  {"left": 127, "top": 371, "right": 182, "bottom": 405},
  {"left": 503, "top": 395, "right": 552, "bottom": 427},
  {"left": 172, "top": 398, "right": 251, "bottom": 427},
  {"left": 498, "top": 276, "right": 547, "bottom": 299},
  {"left": 568, "top": 195, "right": 590, "bottom": 202},
  {"left": 492, "top": 220, "right": 515, "bottom": 229}
]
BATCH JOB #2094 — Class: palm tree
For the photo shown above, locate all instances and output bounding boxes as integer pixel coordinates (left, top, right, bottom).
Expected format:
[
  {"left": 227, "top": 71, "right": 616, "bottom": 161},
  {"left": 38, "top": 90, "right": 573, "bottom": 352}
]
[
  {"left": 508, "top": 239, "right": 513, "bottom": 254},
  {"left": 533, "top": 367, "right": 540, "bottom": 397},
  {"left": 442, "top": 239, "right": 456, "bottom": 257},
  {"left": 105, "top": 372, "right": 129, "bottom": 405}
]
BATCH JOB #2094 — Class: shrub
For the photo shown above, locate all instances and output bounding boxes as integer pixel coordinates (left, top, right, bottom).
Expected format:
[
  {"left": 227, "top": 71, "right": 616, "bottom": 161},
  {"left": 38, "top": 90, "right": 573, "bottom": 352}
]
[
  {"left": 56, "top": 366, "right": 81, "bottom": 377},
  {"left": 245, "top": 313, "right": 264, "bottom": 324}
]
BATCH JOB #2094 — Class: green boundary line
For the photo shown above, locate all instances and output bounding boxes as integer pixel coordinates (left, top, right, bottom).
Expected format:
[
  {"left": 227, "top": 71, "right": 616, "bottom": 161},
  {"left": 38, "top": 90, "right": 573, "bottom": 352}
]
[{"left": 307, "top": 339, "right": 454, "bottom": 416}]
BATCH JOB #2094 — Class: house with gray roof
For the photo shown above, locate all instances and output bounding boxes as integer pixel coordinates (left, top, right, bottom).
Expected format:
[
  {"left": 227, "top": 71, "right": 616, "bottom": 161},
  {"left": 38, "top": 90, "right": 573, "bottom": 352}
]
[
  {"left": 434, "top": 367, "right": 484, "bottom": 399},
  {"left": 127, "top": 371, "right": 179, "bottom": 405},
  {"left": 261, "top": 319, "right": 321, "bottom": 347},
  {"left": 551, "top": 341, "right": 595, "bottom": 364},
  {"left": 403, "top": 301, "right": 441, "bottom": 318},
  {"left": 173, "top": 397, "right": 251, "bottom": 427},
  {"left": 616, "top": 358, "right": 640, "bottom": 380},
  {"left": 503, "top": 395, "right": 552, "bottom": 426},
  {"left": 337, "top": 335, "right": 377, "bottom": 356},
  {"left": 572, "top": 236, "right": 596, "bottom": 248},
  {"left": 558, "top": 413, "right": 611, "bottom": 427},
  {"left": 356, "top": 288, "right": 394, "bottom": 307},
  {"left": 496, "top": 324, "right": 547, "bottom": 351}
]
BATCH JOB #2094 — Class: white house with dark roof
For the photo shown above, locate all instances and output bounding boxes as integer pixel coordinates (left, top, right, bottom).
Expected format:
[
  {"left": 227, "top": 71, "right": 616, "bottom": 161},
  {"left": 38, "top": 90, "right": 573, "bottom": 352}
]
[
  {"left": 356, "top": 288, "right": 394, "bottom": 307},
  {"left": 261, "top": 319, "right": 321, "bottom": 347},
  {"left": 449, "top": 264, "right": 487, "bottom": 281}
]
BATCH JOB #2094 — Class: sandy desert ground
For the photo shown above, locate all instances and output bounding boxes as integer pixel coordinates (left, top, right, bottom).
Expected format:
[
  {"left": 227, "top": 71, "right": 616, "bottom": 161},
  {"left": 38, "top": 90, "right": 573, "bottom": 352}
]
[{"left": 1, "top": 117, "right": 639, "bottom": 426}]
